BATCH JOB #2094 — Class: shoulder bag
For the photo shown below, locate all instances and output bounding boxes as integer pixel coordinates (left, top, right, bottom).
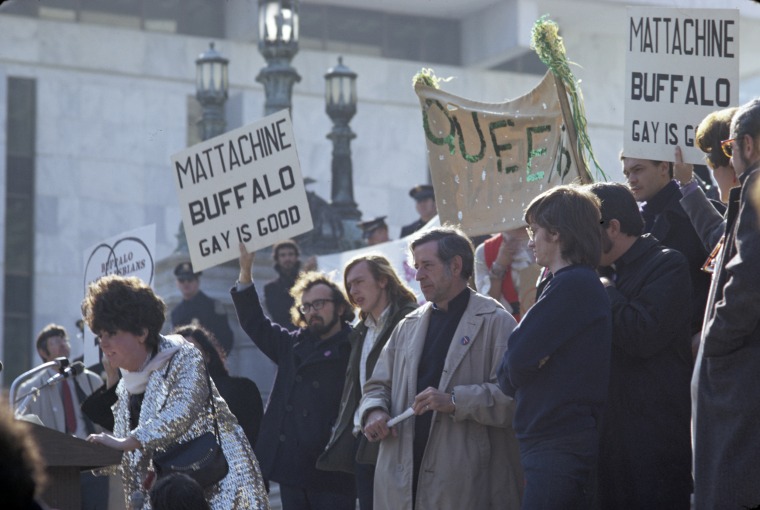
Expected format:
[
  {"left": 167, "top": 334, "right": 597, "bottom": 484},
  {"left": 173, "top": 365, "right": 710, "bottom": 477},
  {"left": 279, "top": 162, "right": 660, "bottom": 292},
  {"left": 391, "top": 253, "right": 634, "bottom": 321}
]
[{"left": 152, "top": 365, "right": 229, "bottom": 488}]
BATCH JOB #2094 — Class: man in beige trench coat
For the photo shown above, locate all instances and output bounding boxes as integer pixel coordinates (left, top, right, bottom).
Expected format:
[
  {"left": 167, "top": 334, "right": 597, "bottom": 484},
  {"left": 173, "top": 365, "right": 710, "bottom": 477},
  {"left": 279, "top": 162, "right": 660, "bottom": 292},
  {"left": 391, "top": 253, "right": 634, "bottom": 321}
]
[{"left": 359, "top": 226, "right": 523, "bottom": 510}]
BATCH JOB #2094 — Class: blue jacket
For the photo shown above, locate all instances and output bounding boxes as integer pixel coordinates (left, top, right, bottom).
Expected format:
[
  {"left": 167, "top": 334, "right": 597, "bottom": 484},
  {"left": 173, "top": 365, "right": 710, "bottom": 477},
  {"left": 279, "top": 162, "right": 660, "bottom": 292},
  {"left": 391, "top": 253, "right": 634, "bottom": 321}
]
[{"left": 498, "top": 264, "right": 611, "bottom": 441}]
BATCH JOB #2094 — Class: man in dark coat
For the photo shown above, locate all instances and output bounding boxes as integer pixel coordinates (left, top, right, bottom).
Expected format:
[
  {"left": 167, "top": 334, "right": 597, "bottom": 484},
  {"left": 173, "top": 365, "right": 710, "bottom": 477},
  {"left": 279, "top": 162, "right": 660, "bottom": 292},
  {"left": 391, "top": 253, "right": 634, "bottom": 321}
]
[
  {"left": 621, "top": 155, "right": 711, "bottom": 341},
  {"left": 317, "top": 254, "right": 417, "bottom": 510},
  {"left": 400, "top": 184, "right": 437, "bottom": 238},
  {"left": 693, "top": 98, "right": 760, "bottom": 510},
  {"left": 263, "top": 239, "right": 302, "bottom": 331},
  {"left": 232, "top": 244, "right": 355, "bottom": 510},
  {"left": 171, "top": 262, "right": 234, "bottom": 354},
  {"left": 589, "top": 183, "right": 693, "bottom": 510}
]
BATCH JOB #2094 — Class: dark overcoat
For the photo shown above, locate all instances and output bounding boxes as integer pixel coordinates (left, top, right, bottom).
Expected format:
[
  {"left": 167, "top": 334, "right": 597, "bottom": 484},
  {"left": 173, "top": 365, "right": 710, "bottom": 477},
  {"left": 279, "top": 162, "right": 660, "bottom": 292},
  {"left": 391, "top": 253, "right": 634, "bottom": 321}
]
[
  {"left": 598, "top": 235, "right": 693, "bottom": 509},
  {"left": 231, "top": 284, "right": 354, "bottom": 495},
  {"left": 694, "top": 166, "right": 760, "bottom": 509}
]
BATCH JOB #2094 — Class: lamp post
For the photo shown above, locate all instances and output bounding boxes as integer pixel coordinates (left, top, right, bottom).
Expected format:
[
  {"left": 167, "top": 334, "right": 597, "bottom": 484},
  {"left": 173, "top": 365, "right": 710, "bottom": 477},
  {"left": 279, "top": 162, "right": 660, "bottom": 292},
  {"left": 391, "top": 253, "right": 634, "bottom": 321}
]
[
  {"left": 325, "top": 56, "right": 361, "bottom": 222},
  {"left": 195, "top": 42, "right": 229, "bottom": 141},
  {"left": 177, "top": 42, "right": 229, "bottom": 253},
  {"left": 257, "top": 0, "right": 301, "bottom": 116}
]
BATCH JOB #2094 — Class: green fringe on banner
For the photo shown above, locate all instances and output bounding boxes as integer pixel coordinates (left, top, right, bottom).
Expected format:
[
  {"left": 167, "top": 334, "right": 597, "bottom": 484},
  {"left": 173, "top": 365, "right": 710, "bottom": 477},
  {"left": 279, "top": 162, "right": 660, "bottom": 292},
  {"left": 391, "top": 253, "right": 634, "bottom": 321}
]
[
  {"left": 412, "top": 68, "right": 452, "bottom": 89},
  {"left": 531, "top": 15, "right": 607, "bottom": 182}
]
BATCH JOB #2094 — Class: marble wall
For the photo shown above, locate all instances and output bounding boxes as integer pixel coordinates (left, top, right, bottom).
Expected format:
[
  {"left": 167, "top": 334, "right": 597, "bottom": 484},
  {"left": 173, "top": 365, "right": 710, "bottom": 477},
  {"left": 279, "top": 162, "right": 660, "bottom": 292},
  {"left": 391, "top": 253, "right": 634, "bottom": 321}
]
[{"left": 1, "top": 0, "right": 759, "bottom": 379}]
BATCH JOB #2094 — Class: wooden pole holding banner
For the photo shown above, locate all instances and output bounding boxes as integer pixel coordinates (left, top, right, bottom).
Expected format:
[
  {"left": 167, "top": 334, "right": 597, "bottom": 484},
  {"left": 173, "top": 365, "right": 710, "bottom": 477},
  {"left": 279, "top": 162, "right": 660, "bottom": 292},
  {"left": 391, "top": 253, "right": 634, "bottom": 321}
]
[{"left": 552, "top": 74, "right": 593, "bottom": 185}]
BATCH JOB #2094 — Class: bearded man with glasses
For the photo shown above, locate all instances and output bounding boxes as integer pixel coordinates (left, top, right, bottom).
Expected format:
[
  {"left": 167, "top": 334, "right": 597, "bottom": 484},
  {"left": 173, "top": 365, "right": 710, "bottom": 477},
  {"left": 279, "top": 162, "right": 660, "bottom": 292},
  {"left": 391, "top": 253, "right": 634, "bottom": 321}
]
[{"left": 231, "top": 243, "right": 356, "bottom": 510}]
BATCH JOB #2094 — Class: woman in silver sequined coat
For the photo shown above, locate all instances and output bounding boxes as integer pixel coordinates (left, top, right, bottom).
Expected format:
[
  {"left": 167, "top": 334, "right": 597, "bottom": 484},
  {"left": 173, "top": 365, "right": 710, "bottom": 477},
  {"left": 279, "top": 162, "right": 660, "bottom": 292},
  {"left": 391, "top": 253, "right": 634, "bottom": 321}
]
[{"left": 83, "top": 275, "right": 269, "bottom": 510}]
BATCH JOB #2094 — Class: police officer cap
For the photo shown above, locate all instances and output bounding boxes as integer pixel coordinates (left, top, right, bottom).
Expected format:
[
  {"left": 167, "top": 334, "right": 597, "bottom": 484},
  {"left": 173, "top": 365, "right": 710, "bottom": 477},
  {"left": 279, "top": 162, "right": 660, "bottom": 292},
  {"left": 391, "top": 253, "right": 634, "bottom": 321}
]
[
  {"left": 357, "top": 216, "right": 388, "bottom": 239},
  {"left": 409, "top": 184, "right": 434, "bottom": 201},
  {"left": 174, "top": 262, "right": 201, "bottom": 278}
]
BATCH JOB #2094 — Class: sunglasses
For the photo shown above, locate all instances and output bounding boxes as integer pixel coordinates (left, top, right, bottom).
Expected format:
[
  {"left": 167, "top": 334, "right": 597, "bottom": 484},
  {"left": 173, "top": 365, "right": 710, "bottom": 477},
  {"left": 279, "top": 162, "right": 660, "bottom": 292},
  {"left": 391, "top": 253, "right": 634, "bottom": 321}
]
[
  {"left": 720, "top": 138, "right": 736, "bottom": 159},
  {"left": 177, "top": 277, "right": 197, "bottom": 283}
]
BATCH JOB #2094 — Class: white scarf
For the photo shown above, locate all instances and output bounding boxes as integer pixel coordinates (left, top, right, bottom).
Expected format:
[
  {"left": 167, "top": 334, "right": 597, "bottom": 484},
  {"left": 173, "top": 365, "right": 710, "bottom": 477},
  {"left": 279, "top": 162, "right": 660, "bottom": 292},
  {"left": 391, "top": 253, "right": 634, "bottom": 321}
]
[{"left": 121, "top": 335, "right": 185, "bottom": 394}]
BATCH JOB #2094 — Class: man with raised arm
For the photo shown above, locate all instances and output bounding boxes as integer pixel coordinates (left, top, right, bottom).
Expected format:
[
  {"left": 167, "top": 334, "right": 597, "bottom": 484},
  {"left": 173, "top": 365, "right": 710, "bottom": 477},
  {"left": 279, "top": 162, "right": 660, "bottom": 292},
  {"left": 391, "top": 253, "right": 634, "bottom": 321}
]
[{"left": 231, "top": 244, "right": 355, "bottom": 510}]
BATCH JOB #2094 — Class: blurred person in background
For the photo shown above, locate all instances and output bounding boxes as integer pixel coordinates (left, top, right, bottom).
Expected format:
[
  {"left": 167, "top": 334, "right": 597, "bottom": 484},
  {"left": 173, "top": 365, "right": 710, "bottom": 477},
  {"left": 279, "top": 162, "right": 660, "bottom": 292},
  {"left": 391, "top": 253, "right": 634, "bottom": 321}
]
[{"left": 174, "top": 324, "right": 263, "bottom": 450}]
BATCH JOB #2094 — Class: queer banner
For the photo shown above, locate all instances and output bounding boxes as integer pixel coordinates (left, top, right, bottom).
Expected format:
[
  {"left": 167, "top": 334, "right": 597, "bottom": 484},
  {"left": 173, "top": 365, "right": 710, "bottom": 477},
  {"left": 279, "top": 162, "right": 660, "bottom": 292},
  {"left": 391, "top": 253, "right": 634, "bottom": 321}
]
[
  {"left": 415, "top": 71, "right": 586, "bottom": 237},
  {"left": 624, "top": 7, "right": 740, "bottom": 164},
  {"left": 171, "top": 110, "right": 313, "bottom": 272}
]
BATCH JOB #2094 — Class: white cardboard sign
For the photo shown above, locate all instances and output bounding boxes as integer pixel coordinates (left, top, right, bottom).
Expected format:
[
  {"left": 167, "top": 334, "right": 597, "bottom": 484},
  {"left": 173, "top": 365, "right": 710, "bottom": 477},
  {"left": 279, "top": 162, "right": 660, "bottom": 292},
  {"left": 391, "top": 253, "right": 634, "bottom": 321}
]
[
  {"left": 171, "top": 110, "right": 313, "bottom": 272},
  {"left": 624, "top": 7, "right": 740, "bottom": 165}
]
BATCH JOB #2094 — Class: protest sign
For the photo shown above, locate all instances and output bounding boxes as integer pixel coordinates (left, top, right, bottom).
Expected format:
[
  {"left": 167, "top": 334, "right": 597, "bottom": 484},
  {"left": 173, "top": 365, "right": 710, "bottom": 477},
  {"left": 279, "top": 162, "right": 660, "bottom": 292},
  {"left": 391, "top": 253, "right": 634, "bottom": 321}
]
[
  {"left": 414, "top": 71, "right": 587, "bottom": 237},
  {"left": 171, "top": 110, "right": 313, "bottom": 272},
  {"left": 81, "top": 224, "right": 156, "bottom": 365},
  {"left": 624, "top": 7, "right": 740, "bottom": 164}
]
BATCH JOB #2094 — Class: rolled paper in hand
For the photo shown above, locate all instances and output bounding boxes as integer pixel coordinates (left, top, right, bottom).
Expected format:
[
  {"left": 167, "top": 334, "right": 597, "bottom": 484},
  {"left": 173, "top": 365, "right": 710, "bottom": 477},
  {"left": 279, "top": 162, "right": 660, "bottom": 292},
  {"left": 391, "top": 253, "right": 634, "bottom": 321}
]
[{"left": 387, "top": 407, "right": 415, "bottom": 428}]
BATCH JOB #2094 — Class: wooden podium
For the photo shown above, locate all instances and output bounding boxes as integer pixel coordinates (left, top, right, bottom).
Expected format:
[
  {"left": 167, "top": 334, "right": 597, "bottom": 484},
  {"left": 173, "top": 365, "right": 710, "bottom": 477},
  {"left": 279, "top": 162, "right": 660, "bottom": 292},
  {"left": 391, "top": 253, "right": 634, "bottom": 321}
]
[{"left": 29, "top": 423, "right": 122, "bottom": 510}]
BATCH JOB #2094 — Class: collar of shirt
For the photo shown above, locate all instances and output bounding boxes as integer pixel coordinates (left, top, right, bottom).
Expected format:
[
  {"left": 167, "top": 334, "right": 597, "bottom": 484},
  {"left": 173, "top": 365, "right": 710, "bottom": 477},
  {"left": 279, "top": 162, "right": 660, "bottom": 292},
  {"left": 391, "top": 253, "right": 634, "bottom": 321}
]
[
  {"left": 431, "top": 287, "right": 470, "bottom": 315},
  {"left": 364, "top": 304, "right": 391, "bottom": 331}
]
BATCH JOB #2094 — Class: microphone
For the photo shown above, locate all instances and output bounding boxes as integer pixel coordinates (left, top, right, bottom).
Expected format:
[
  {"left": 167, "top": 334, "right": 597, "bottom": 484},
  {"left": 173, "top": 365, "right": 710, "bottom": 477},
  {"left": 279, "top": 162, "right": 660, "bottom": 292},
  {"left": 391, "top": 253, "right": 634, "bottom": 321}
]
[
  {"left": 12, "top": 363, "right": 82, "bottom": 418},
  {"left": 44, "top": 361, "right": 85, "bottom": 386},
  {"left": 53, "top": 356, "right": 70, "bottom": 371},
  {"left": 10, "top": 357, "right": 72, "bottom": 411}
]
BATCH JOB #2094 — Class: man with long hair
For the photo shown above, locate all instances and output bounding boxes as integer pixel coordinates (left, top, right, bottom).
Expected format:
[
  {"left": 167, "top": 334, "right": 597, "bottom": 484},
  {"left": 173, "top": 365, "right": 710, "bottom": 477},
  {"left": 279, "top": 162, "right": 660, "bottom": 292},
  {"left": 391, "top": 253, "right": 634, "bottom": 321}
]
[{"left": 317, "top": 254, "right": 418, "bottom": 509}]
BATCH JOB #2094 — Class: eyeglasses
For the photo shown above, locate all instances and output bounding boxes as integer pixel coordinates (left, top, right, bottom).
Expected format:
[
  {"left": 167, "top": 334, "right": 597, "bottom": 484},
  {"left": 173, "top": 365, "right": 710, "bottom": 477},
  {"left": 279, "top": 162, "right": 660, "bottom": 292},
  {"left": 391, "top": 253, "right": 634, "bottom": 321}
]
[
  {"left": 720, "top": 138, "right": 736, "bottom": 159},
  {"left": 299, "top": 299, "right": 334, "bottom": 314}
]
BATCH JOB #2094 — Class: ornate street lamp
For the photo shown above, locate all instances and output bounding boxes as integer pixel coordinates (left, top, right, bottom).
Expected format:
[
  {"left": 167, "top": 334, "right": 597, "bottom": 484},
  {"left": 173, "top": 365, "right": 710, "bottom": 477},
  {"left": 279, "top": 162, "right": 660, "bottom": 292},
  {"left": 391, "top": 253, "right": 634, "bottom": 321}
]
[
  {"left": 177, "top": 42, "right": 229, "bottom": 253},
  {"left": 257, "top": 0, "right": 301, "bottom": 116},
  {"left": 325, "top": 56, "right": 361, "bottom": 221},
  {"left": 195, "top": 42, "right": 229, "bottom": 141}
]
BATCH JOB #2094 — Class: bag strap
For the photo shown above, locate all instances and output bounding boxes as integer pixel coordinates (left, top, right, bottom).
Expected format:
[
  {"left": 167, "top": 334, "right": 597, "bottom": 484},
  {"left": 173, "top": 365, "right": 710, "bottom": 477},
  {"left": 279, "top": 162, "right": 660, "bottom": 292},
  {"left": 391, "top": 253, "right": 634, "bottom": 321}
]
[
  {"left": 202, "top": 365, "right": 222, "bottom": 442},
  {"left": 161, "top": 347, "right": 221, "bottom": 442}
]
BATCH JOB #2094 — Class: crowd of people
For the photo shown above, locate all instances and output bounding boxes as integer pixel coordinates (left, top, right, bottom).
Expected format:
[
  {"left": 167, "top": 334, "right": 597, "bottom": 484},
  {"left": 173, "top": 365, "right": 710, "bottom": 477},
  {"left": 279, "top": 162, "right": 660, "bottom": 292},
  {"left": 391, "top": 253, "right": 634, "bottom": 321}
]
[{"left": 5, "top": 96, "right": 760, "bottom": 510}]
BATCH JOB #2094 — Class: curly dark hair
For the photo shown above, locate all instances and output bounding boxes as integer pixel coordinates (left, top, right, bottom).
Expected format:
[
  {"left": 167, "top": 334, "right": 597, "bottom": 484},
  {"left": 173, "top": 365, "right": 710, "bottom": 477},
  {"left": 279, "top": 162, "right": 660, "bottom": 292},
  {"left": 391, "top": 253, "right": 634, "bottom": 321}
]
[
  {"left": 0, "top": 399, "right": 47, "bottom": 508},
  {"left": 149, "top": 473, "right": 210, "bottom": 510},
  {"left": 81, "top": 275, "right": 166, "bottom": 351},
  {"left": 173, "top": 324, "right": 228, "bottom": 380},
  {"left": 289, "top": 271, "right": 355, "bottom": 329}
]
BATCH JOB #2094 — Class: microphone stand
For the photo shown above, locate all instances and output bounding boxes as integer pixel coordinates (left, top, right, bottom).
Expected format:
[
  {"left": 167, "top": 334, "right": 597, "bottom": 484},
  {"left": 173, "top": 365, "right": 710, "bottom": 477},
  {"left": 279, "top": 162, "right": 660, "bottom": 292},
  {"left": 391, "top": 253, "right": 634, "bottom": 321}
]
[
  {"left": 9, "top": 357, "right": 69, "bottom": 413},
  {"left": 14, "top": 388, "right": 41, "bottom": 418}
]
